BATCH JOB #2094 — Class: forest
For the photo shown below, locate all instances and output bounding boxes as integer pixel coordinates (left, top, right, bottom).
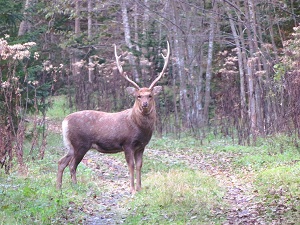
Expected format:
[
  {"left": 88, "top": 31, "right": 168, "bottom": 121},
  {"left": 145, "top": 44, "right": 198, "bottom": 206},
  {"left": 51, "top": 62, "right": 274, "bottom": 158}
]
[{"left": 1, "top": 0, "right": 300, "bottom": 224}]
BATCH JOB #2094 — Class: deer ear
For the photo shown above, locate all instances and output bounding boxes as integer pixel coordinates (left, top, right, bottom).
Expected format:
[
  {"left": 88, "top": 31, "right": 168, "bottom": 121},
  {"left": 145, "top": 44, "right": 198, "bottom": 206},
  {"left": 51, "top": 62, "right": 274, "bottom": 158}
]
[
  {"left": 152, "top": 86, "right": 162, "bottom": 96},
  {"left": 126, "top": 87, "right": 138, "bottom": 96}
]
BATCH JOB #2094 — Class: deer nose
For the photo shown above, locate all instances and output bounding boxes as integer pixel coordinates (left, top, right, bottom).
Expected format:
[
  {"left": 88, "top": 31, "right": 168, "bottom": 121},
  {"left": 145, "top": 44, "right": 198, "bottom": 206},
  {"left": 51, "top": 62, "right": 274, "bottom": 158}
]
[{"left": 142, "top": 102, "right": 148, "bottom": 108}]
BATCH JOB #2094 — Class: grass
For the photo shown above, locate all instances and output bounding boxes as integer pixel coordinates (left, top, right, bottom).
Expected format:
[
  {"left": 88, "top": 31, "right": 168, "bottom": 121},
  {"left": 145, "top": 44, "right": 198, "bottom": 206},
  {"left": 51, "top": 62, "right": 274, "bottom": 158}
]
[
  {"left": 256, "top": 163, "right": 300, "bottom": 195},
  {"left": 47, "top": 95, "right": 71, "bottom": 119},
  {"left": 254, "top": 164, "right": 300, "bottom": 223},
  {"left": 0, "top": 176, "right": 68, "bottom": 224},
  {"left": 125, "top": 169, "right": 225, "bottom": 224},
  {"left": 148, "top": 135, "right": 203, "bottom": 151},
  {"left": 0, "top": 132, "right": 100, "bottom": 225},
  {"left": 148, "top": 133, "right": 300, "bottom": 223}
]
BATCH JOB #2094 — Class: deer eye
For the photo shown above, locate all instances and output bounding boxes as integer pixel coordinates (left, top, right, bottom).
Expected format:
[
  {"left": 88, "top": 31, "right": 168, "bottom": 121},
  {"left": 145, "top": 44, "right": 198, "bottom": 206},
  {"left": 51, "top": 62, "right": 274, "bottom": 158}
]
[
  {"left": 149, "top": 95, "right": 152, "bottom": 98},
  {"left": 137, "top": 95, "right": 141, "bottom": 99}
]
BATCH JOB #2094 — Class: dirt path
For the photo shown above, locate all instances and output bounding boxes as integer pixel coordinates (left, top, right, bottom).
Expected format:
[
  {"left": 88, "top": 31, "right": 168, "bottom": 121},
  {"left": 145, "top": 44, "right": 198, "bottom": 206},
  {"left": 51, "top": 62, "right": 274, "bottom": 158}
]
[
  {"left": 147, "top": 149, "right": 269, "bottom": 225},
  {"left": 80, "top": 148, "right": 274, "bottom": 225},
  {"left": 82, "top": 151, "right": 132, "bottom": 225}
]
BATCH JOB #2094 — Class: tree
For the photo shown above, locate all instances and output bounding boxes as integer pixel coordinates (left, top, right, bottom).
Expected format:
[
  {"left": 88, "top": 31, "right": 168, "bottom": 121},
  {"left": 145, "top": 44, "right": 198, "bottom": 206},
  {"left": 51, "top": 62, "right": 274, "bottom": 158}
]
[{"left": 18, "top": 0, "right": 33, "bottom": 36}]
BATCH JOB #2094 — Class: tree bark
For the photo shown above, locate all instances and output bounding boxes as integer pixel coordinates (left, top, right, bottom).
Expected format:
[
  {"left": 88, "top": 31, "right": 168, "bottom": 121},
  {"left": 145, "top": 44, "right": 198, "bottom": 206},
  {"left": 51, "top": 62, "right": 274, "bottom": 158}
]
[
  {"left": 171, "top": 0, "right": 190, "bottom": 128},
  {"left": 226, "top": 9, "right": 247, "bottom": 120},
  {"left": 203, "top": 2, "right": 217, "bottom": 125},
  {"left": 88, "top": 0, "right": 93, "bottom": 83},
  {"left": 143, "top": 0, "right": 149, "bottom": 35},
  {"left": 18, "top": 0, "right": 33, "bottom": 36},
  {"left": 133, "top": 2, "right": 140, "bottom": 51},
  {"left": 121, "top": 0, "right": 140, "bottom": 83},
  {"left": 72, "top": 0, "right": 83, "bottom": 110}
]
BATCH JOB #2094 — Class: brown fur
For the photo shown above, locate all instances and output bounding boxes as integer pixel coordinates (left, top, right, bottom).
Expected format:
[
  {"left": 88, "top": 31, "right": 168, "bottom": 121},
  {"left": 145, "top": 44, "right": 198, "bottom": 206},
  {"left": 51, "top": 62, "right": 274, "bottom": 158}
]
[{"left": 56, "top": 86, "right": 162, "bottom": 193}]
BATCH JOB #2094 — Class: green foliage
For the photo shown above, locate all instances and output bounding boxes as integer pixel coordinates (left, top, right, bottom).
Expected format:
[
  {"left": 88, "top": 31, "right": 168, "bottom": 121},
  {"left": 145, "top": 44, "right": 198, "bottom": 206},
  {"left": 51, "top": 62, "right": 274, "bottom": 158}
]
[
  {"left": 235, "top": 151, "right": 299, "bottom": 170},
  {"left": 0, "top": 178, "right": 66, "bottom": 224},
  {"left": 0, "top": 0, "right": 23, "bottom": 36},
  {"left": 256, "top": 164, "right": 300, "bottom": 195},
  {"left": 0, "top": 38, "right": 54, "bottom": 172},
  {"left": 273, "top": 63, "right": 286, "bottom": 82}
]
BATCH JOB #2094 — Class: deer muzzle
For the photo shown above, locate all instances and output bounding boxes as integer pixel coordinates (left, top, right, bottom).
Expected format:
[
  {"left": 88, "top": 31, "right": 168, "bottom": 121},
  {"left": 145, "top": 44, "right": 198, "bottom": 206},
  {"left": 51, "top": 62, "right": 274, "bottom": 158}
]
[{"left": 142, "top": 102, "right": 149, "bottom": 108}]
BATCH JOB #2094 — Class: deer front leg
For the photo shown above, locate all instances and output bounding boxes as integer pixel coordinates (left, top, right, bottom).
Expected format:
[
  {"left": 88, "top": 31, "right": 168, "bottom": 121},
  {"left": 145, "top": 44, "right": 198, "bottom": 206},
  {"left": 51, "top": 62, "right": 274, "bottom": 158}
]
[
  {"left": 134, "top": 149, "right": 144, "bottom": 192},
  {"left": 124, "top": 149, "right": 135, "bottom": 194}
]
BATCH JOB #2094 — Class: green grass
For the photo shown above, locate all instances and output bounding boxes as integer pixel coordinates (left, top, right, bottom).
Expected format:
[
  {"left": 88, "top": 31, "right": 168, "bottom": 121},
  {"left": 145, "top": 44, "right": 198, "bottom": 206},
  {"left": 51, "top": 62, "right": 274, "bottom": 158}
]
[
  {"left": 0, "top": 132, "right": 99, "bottom": 225},
  {"left": 146, "top": 134, "right": 300, "bottom": 223},
  {"left": 256, "top": 163, "right": 300, "bottom": 195},
  {"left": 254, "top": 163, "right": 300, "bottom": 223},
  {"left": 234, "top": 149, "right": 300, "bottom": 169},
  {"left": 148, "top": 135, "right": 203, "bottom": 151},
  {"left": 125, "top": 169, "right": 225, "bottom": 224},
  {"left": 47, "top": 95, "right": 71, "bottom": 119}
]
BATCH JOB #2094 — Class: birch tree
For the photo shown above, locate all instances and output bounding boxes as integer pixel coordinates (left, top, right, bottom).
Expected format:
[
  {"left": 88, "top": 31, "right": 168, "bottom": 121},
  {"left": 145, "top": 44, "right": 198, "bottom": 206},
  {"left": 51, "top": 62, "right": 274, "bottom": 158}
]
[
  {"left": 203, "top": 2, "right": 217, "bottom": 125},
  {"left": 170, "top": 0, "right": 191, "bottom": 128}
]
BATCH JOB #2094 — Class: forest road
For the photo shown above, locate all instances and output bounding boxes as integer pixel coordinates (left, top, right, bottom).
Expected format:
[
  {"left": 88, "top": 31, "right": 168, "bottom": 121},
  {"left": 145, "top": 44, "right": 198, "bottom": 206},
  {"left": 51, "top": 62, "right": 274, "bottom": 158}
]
[{"left": 82, "top": 148, "right": 272, "bottom": 225}]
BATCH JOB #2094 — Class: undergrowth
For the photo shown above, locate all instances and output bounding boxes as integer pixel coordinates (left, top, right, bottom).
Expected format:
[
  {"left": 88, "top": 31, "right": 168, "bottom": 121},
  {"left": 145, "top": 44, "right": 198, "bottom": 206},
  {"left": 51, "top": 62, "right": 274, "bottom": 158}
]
[{"left": 0, "top": 132, "right": 99, "bottom": 225}]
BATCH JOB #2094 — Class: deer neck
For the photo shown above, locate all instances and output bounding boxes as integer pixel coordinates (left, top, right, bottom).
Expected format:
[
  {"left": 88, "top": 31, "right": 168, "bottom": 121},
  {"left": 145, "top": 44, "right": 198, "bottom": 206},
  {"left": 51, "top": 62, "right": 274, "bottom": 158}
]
[{"left": 131, "top": 103, "right": 156, "bottom": 131}]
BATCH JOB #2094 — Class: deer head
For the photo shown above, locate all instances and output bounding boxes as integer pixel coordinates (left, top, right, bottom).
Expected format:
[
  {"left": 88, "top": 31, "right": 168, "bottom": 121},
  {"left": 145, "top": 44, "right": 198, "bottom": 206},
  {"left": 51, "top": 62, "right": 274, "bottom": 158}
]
[{"left": 114, "top": 41, "right": 170, "bottom": 115}]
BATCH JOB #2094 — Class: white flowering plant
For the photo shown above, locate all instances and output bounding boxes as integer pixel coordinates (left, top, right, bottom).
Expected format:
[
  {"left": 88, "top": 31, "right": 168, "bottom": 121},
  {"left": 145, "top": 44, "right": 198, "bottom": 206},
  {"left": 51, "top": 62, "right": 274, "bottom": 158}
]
[{"left": 0, "top": 36, "right": 55, "bottom": 171}]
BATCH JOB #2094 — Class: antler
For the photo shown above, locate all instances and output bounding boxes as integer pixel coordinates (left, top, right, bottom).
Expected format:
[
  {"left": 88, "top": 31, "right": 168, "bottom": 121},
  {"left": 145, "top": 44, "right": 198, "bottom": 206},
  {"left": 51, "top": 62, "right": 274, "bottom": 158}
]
[
  {"left": 114, "top": 44, "right": 140, "bottom": 90},
  {"left": 149, "top": 41, "right": 170, "bottom": 90}
]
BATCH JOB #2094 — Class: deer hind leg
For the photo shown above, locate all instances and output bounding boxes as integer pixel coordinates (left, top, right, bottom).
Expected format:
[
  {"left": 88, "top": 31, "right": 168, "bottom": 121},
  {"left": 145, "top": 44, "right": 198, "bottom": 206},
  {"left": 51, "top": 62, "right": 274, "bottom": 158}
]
[
  {"left": 57, "top": 119, "right": 74, "bottom": 189},
  {"left": 69, "top": 148, "right": 88, "bottom": 185},
  {"left": 57, "top": 151, "right": 73, "bottom": 189}
]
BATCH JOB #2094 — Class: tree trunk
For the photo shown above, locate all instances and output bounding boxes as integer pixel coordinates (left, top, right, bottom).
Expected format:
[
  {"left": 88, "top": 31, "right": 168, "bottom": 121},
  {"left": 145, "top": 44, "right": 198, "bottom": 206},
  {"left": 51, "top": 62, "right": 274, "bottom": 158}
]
[
  {"left": 172, "top": 66, "right": 180, "bottom": 138},
  {"left": 18, "top": 0, "right": 33, "bottom": 36},
  {"left": 133, "top": 3, "right": 139, "bottom": 51},
  {"left": 72, "top": 0, "right": 83, "bottom": 110},
  {"left": 121, "top": 0, "right": 139, "bottom": 83},
  {"left": 227, "top": 9, "right": 247, "bottom": 120},
  {"left": 203, "top": 3, "right": 216, "bottom": 125},
  {"left": 196, "top": 48, "right": 204, "bottom": 128},
  {"left": 243, "top": 0, "right": 259, "bottom": 140},
  {"left": 88, "top": 0, "right": 93, "bottom": 83},
  {"left": 143, "top": 0, "right": 149, "bottom": 35},
  {"left": 171, "top": 1, "right": 190, "bottom": 128}
]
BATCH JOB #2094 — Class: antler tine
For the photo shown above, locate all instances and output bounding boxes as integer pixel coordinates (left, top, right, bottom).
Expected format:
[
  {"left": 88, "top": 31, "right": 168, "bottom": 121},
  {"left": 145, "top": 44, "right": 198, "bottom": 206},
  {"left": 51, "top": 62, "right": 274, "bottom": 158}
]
[
  {"left": 149, "top": 41, "right": 170, "bottom": 90},
  {"left": 114, "top": 44, "right": 140, "bottom": 89}
]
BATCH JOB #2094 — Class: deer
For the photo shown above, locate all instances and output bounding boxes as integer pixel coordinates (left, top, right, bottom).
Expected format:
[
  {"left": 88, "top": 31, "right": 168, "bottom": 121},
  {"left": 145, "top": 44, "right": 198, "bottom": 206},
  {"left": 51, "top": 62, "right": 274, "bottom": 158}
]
[{"left": 56, "top": 41, "right": 170, "bottom": 194}]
